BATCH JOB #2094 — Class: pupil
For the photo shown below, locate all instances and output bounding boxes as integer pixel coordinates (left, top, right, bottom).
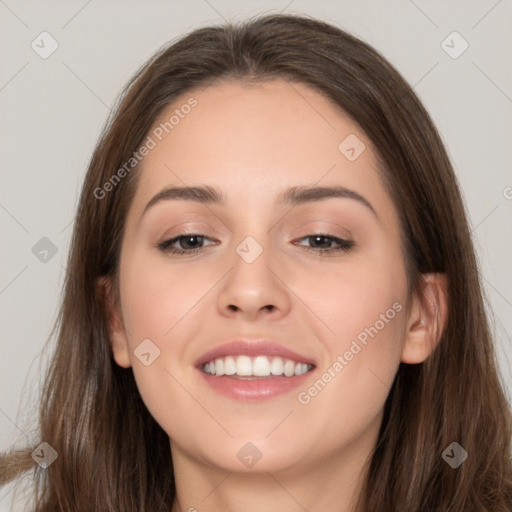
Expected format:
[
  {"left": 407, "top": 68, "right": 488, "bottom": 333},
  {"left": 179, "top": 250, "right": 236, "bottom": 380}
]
[
  {"left": 184, "top": 235, "right": 201, "bottom": 249},
  {"left": 313, "top": 236, "right": 329, "bottom": 248}
]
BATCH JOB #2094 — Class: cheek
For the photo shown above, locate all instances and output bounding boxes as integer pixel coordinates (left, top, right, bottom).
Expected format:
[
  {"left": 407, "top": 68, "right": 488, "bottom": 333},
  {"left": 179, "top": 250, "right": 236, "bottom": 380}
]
[
  {"left": 292, "top": 247, "right": 408, "bottom": 418},
  {"left": 119, "top": 250, "right": 207, "bottom": 345},
  {"left": 117, "top": 253, "right": 213, "bottom": 441},
  {"left": 298, "top": 244, "right": 408, "bottom": 352}
]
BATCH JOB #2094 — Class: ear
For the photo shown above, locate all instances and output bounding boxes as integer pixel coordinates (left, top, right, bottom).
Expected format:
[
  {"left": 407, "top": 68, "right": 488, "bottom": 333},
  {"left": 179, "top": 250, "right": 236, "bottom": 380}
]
[
  {"left": 96, "top": 276, "right": 132, "bottom": 368},
  {"left": 401, "top": 273, "right": 448, "bottom": 364}
]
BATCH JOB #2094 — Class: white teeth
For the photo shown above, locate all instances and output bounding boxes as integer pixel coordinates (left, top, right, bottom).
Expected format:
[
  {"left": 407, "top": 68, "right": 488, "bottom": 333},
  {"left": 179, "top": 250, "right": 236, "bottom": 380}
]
[
  {"left": 215, "top": 358, "right": 224, "bottom": 376},
  {"left": 253, "top": 356, "right": 271, "bottom": 377},
  {"left": 270, "top": 357, "right": 284, "bottom": 375},
  {"left": 236, "top": 355, "right": 253, "bottom": 376},
  {"left": 284, "top": 359, "right": 296, "bottom": 377},
  {"left": 295, "top": 363, "right": 308, "bottom": 376},
  {"left": 202, "top": 355, "right": 313, "bottom": 377},
  {"left": 223, "top": 356, "right": 236, "bottom": 375}
]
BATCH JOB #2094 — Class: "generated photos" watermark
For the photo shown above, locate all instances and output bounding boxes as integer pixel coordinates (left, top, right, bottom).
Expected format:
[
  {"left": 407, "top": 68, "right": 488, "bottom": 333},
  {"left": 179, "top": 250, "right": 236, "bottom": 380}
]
[{"left": 298, "top": 301, "right": 403, "bottom": 405}]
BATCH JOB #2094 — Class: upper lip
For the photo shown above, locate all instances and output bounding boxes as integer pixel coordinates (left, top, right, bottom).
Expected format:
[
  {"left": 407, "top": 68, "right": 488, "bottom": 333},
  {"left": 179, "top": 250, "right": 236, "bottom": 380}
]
[{"left": 195, "top": 339, "right": 317, "bottom": 367}]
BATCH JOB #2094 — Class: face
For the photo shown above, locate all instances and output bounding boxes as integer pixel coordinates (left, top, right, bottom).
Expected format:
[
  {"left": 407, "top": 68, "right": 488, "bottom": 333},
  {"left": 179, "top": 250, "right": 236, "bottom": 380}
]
[{"left": 108, "top": 79, "right": 412, "bottom": 475}]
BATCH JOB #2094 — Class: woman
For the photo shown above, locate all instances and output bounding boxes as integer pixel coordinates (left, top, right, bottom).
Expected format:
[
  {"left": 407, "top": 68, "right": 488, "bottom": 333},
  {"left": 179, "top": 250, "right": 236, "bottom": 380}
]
[{"left": 1, "top": 13, "right": 511, "bottom": 512}]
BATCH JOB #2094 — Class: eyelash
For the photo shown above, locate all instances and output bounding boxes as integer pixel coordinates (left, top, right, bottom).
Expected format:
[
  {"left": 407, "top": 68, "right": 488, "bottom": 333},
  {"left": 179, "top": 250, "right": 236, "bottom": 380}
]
[{"left": 158, "top": 232, "right": 355, "bottom": 256}]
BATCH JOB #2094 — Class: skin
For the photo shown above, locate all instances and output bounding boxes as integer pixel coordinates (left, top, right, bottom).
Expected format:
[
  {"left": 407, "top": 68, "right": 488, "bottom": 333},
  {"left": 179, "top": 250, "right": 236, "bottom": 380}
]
[{"left": 102, "top": 79, "right": 448, "bottom": 512}]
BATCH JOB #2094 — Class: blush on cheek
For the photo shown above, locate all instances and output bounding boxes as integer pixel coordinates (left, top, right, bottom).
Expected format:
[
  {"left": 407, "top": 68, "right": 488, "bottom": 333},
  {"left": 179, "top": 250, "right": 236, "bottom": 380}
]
[{"left": 327, "top": 283, "right": 406, "bottom": 370}]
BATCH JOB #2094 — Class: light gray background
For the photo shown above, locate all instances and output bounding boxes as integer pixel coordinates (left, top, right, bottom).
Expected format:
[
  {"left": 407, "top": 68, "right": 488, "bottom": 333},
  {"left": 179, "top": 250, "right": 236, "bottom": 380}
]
[{"left": 1, "top": 1, "right": 511, "bottom": 509}]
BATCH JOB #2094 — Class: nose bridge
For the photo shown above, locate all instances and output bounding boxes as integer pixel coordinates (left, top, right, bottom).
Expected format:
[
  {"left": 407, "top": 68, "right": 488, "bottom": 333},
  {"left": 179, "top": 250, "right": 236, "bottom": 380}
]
[
  {"left": 230, "top": 230, "right": 276, "bottom": 289},
  {"left": 228, "top": 201, "right": 276, "bottom": 267},
  {"left": 216, "top": 225, "right": 291, "bottom": 318}
]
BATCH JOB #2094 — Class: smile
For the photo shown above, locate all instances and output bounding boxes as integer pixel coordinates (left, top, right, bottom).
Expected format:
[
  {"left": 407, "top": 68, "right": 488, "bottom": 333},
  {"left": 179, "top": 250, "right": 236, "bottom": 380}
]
[
  {"left": 201, "top": 355, "right": 314, "bottom": 377},
  {"left": 195, "top": 339, "right": 317, "bottom": 401}
]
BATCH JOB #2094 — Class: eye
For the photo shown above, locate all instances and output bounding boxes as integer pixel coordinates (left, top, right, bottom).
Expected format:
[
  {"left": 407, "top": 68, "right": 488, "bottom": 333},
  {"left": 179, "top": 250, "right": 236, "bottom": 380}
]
[
  {"left": 158, "top": 234, "right": 217, "bottom": 255},
  {"left": 294, "top": 233, "right": 354, "bottom": 255}
]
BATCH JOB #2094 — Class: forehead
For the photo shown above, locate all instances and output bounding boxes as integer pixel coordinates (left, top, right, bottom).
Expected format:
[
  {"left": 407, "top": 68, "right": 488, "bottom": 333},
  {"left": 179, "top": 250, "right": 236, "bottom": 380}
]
[{"left": 129, "top": 79, "right": 393, "bottom": 219}]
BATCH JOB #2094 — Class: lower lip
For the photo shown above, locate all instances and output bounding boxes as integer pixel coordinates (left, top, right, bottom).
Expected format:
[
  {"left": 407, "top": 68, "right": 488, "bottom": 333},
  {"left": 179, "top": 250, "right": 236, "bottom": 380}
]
[{"left": 197, "top": 368, "right": 315, "bottom": 401}]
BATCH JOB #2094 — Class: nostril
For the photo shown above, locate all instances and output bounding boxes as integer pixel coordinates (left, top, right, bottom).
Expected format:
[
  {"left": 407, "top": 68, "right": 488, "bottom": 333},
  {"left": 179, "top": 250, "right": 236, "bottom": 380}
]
[{"left": 226, "top": 304, "right": 275, "bottom": 312}]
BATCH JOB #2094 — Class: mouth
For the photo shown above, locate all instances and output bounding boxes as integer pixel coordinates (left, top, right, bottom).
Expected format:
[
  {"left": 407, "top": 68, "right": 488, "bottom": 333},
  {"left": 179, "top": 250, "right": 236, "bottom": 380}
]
[
  {"left": 195, "top": 340, "right": 316, "bottom": 401},
  {"left": 200, "top": 355, "right": 314, "bottom": 378}
]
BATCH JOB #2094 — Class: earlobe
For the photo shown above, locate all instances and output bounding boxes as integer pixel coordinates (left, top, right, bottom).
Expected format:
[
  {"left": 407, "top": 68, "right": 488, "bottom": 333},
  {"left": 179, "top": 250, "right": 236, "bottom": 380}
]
[
  {"left": 96, "top": 276, "right": 132, "bottom": 368},
  {"left": 401, "top": 273, "right": 449, "bottom": 364}
]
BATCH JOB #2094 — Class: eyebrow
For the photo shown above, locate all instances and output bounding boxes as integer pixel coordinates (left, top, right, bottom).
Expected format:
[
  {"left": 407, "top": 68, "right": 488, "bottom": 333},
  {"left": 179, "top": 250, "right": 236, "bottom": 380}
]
[{"left": 142, "top": 184, "right": 378, "bottom": 219}]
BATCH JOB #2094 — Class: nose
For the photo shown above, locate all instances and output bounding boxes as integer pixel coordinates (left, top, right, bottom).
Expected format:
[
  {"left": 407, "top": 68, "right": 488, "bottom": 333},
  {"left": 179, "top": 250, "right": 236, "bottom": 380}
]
[{"left": 216, "top": 239, "right": 292, "bottom": 322}]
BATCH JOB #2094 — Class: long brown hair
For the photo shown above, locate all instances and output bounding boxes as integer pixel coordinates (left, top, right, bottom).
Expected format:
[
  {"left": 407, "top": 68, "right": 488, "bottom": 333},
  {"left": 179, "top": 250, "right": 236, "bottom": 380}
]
[{"left": 1, "top": 13, "right": 511, "bottom": 511}]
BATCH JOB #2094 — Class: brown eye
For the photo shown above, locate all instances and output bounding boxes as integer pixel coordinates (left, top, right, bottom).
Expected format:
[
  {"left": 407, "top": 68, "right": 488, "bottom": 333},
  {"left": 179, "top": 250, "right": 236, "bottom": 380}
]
[
  {"left": 295, "top": 233, "right": 354, "bottom": 255},
  {"left": 158, "top": 234, "right": 216, "bottom": 255}
]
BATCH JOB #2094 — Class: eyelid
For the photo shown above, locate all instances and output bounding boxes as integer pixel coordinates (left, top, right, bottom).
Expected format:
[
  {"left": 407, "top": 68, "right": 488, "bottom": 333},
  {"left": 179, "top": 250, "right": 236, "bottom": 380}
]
[
  {"left": 156, "top": 222, "right": 218, "bottom": 240},
  {"left": 294, "top": 220, "right": 353, "bottom": 239}
]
